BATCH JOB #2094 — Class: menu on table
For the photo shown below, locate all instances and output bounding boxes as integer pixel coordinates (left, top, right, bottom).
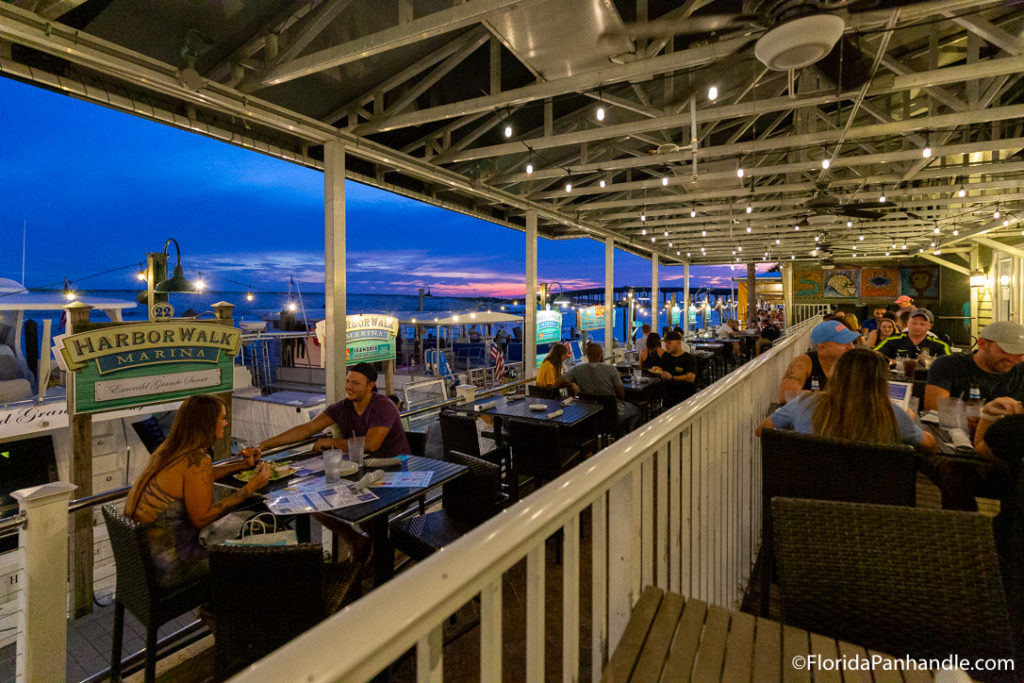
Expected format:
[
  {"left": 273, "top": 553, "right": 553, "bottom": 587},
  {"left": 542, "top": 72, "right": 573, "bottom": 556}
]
[
  {"left": 266, "top": 477, "right": 378, "bottom": 515},
  {"left": 371, "top": 471, "right": 433, "bottom": 488}
]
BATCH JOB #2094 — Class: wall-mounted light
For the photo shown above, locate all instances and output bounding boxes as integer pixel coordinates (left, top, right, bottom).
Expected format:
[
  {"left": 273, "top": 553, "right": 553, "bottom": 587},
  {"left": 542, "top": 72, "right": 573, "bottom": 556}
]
[{"left": 970, "top": 270, "right": 988, "bottom": 288}]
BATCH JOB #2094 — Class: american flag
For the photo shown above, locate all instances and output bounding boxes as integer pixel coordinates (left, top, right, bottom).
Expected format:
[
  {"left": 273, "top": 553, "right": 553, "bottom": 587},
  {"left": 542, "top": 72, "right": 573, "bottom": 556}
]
[{"left": 489, "top": 341, "right": 505, "bottom": 384}]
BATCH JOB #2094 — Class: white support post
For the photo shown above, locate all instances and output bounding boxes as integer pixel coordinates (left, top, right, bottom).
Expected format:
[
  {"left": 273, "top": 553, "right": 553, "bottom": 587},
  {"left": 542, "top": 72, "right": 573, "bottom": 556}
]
[
  {"left": 651, "top": 253, "right": 659, "bottom": 335},
  {"left": 13, "top": 481, "right": 77, "bottom": 682},
  {"left": 604, "top": 238, "right": 614, "bottom": 353},
  {"left": 324, "top": 141, "right": 347, "bottom": 403},
  {"left": 526, "top": 211, "right": 538, "bottom": 373},
  {"left": 683, "top": 263, "right": 690, "bottom": 335}
]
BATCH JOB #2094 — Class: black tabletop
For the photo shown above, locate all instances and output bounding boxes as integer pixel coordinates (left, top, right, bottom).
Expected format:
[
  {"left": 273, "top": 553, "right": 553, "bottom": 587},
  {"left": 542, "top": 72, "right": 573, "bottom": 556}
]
[
  {"left": 453, "top": 395, "right": 602, "bottom": 426},
  {"left": 622, "top": 376, "right": 661, "bottom": 391},
  {"left": 219, "top": 454, "right": 466, "bottom": 525}
]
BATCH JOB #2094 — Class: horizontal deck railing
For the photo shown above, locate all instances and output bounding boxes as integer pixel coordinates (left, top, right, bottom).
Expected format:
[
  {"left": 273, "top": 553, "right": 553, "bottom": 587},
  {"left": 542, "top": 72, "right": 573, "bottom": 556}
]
[{"left": 231, "top": 317, "right": 819, "bottom": 682}]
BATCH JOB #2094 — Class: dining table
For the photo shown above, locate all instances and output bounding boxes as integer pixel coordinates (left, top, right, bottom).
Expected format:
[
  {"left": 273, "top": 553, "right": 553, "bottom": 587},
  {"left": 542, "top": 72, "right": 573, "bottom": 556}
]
[{"left": 216, "top": 452, "right": 467, "bottom": 587}]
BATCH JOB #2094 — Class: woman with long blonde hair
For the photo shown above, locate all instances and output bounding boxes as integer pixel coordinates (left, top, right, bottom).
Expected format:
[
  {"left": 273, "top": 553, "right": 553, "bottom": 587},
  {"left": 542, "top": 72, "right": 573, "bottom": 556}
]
[
  {"left": 757, "top": 348, "right": 936, "bottom": 452},
  {"left": 125, "top": 394, "right": 269, "bottom": 588}
]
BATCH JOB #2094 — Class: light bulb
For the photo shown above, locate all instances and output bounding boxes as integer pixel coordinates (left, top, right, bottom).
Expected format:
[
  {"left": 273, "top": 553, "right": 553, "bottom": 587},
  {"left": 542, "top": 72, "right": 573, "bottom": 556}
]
[
  {"left": 651, "top": 237, "right": 655, "bottom": 242},
  {"left": 953, "top": 229, "right": 959, "bottom": 236},
  {"left": 596, "top": 106, "right": 605, "bottom": 121},
  {"left": 847, "top": 220, "right": 853, "bottom": 227},
  {"left": 526, "top": 162, "right": 534, "bottom": 174},
  {"left": 1004, "top": 219, "right": 1010, "bottom": 227},
  {"left": 246, "top": 291, "right": 254, "bottom": 302},
  {"left": 859, "top": 235, "right": 864, "bottom": 240},
  {"left": 287, "top": 301, "right": 297, "bottom": 312},
  {"left": 958, "top": 184, "right": 966, "bottom": 198},
  {"left": 879, "top": 193, "right": 886, "bottom": 203},
  {"left": 641, "top": 228, "right": 646, "bottom": 235},
  {"left": 599, "top": 179, "right": 606, "bottom": 188},
  {"left": 935, "top": 249, "right": 941, "bottom": 255},
  {"left": 934, "top": 226, "right": 940, "bottom": 234},
  {"left": 851, "top": 252, "right": 856, "bottom": 258},
  {"left": 902, "top": 242, "right": 907, "bottom": 249},
  {"left": 791, "top": 254, "right": 795, "bottom": 260},
  {"left": 814, "top": 235, "right": 820, "bottom": 242},
  {"left": 746, "top": 204, "right": 752, "bottom": 214},
  {"left": 821, "top": 158, "right": 830, "bottom": 169},
  {"left": 503, "top": 124, "right": 512, "bottom": 138},
  {"left": 687, "top": 252, "right": 691, "bottom": 257},
  {"left": 885, "top": 251, "right": 890, "bottom": 256},
  {"left": 852, "top": 245, "right": 857, "bottom": 250},
  {"left": 640, "top": 213, "right": 646, "bottom": 223},
  {"left": 690, "top": 209, "right": 696, "bottom": 218},
  {"left": 565, "top": 181, "right": 572, "bottom": 193},
  {"left": 994, "top": 208, "right": 1001, "bottom": 219},
  {"left": 794, "top": 225, "right": 800, "bottom": 231},
  {"left": 737, "top": 168, "right": 744, "bottom": 178},
  {"left": 738, "top": 246, "right": 743, "bottom": 252},
  {"left": 662, "top": 176, "right": 668, "bottom": 186},
  {"left": 775, "top": 238, "right": 780, "bottom": 244},
  {"left": 708, "top": 85, "right": 718, "bottom": 101},
  {"left": 677, "top": 251, "right": 681, "bottom": 256},
  {"left": 922, "top": 145, "right": 931, "bottom": 158},
  {"left": 664, "top": 231, "right": 669, "bottom": 237},
  {"left": 195, "top": 277, "right": 206, "bottom": 291},
  {"left": 746, "top": 225, "right": 752, "bottom": 233},
  {"left": 701, "top": 230, "right": 707, "bottom": 236},
  {"left": 669, "top": 242, "right": 673, "bottom": 247}
]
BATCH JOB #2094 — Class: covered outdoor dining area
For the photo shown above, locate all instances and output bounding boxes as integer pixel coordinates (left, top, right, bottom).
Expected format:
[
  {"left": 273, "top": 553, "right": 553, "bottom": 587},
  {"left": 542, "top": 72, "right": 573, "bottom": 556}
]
[{"left": 2, "top": 0, "right": 1024, "bottom": 681}]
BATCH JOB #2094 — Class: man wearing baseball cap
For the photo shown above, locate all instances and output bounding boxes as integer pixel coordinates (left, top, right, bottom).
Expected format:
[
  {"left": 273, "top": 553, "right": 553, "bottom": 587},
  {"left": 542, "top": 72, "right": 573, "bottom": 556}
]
[
  {"left": 895, "top": 294, "right": 914, "bottom": 308},
  {"left": 925, "top": 321, "right": 1024, "bottom": 511},
  {"left": 925, "top": 321, "right": 1024, "bottom": 410},
  {"left": 778, "top": 320, "right": 860, "bottom": 403},
  {"left": 258, "top": 361, "right": 410, "bottom": 458},
  {"left": 874, "top": 308, "right": 950, "bottom": 362}
]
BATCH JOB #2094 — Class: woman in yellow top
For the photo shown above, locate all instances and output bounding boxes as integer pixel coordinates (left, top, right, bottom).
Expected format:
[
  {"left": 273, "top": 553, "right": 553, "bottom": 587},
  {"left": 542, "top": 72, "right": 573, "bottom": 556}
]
[{"left": 536, "top": 343, "right": 569, "bottom": 387}]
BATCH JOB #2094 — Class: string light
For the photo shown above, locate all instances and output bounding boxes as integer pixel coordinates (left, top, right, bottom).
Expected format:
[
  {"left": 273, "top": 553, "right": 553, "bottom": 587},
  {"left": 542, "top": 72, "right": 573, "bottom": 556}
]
[
  {"left": 746, "top": 203, "right": 752, "bottom": 214},
  {"left": 879, "top": 188, "right": 886, "bottom": 203},
  {"left": 958, "top": 184, "right": 966, "bottom": 198},
  {"left": 746, "top": 224, "right": 752, "bottom": 233},
  {"left": 737, "top": 167, "right": 745, "bottom": 178},
  {"left": 664, "top": 230, "right": 669, "bottom": 237},
  {"left": 246, "top": 288, "right": 254, "bottom": 302},
  {"left": 641, "top": 228, "right": 647, "bottom": 235},
  {"left": 708, "top": 85, "right": 718, "bottom": 101},
  {"left": 994, "top": 205, "right": 1001, "bottom": 219},
  {"left": 63, "top": 280, "right": 75, "bottom": 301},
  {"left": 859, "top": 234, "right": 864, "bottom": 240},
  {"left": 640, "top": 210, "right": 646, "bottom": 223},
  {"left": 794, "top": 225, "right": 800, "bottom": 231},
  {"left": 596, "top": 105, "right": 605, "bottom": 121},
  {"left": 565, "top": 180, "right": 573, "bottom": 193},
  {"left": 599, "top": 178, "right": 606, "bottom": 188},
  {"left": 690, "top": 206, "right": 697, "bottom": 218},
  {"left": 953, "top": 228, "right": 959, "bottom": 236},
  {"left": 661, "top": 175, "right": 669, "bottom": 186},
  {"left": 136, "top": 265, "right": 146, "bottom": 281},
  {"left": 922, "top": 144, "right": 931, "bottom": 158},
  {"left": 821, "top": 158, "right": 830, "bottom": 169},
  {"left": 847, "top": 220, "right": 853, "bottom": 227},
  {"left": 503, "top": 124, "right": 512, "bottom": 138},
  {"left": 526, "top": 161, "right": 534, "bottom": 174},
  {"left": 701, "top": 229, "right": 707, "bottom": 236}
]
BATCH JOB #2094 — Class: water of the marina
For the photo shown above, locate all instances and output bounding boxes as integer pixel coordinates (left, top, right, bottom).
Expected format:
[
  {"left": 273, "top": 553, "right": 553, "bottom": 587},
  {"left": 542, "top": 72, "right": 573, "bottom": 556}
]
[{"left": 25, "top": 289, "right": 725, "bottom": 341}]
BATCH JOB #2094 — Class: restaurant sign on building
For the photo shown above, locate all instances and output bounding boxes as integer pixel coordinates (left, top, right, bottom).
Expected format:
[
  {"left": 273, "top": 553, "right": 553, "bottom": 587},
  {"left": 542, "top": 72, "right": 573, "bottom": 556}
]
[{"left": 53, "top": 322, "right": 241, "bottom": 414}]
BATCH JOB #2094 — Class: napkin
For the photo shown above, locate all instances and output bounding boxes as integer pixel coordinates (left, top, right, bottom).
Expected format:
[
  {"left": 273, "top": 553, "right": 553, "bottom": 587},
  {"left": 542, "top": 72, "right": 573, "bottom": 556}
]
[
  {"left": 351, "top": 471, "right": 382, "bottom": 492},
  {"left": 561, "top": 397, "right": 575, "bottom": 406},
  {"left": 475, "top": 400, "right": 497, "bottom": 412},
  {"left": 948, "top": 428, "right": 974, "bottom": 452},
  {"left": 506, "top": 394, "right": 525, "bottom": 401},
  {"left": 546, "top": 409, "right": 564, "bottom": 419}
]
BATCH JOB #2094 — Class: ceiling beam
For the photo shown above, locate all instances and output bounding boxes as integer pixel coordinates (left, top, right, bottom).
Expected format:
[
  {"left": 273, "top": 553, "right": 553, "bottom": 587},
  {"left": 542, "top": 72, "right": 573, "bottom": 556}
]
[
  {"left": 971, "top": 236, "right": 1024, "bottom": 259},
  {"left": 946, "top": 12, "right": 1024, "bottom": 56},
  {"left": 274, "top": 0, "right": 356, "bottom": 66},
  {"left": 352, "top": 35, "right": 754, "bottom": 134},
  {"left": 244, "top": 0, "right": 526, "bottom": 90}
]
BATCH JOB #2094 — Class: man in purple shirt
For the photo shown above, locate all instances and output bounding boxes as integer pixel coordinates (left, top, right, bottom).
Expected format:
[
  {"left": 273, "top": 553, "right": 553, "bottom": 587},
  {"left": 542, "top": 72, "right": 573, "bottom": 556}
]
[{"left": 259, "top": 362, "right": 410, "bottom": 457}]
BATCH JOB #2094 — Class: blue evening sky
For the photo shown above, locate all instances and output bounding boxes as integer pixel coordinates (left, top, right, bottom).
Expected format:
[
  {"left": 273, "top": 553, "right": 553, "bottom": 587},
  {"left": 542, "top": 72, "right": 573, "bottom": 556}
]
[{"left": 0, "top": 77, "right": 753, "bottom": 297}]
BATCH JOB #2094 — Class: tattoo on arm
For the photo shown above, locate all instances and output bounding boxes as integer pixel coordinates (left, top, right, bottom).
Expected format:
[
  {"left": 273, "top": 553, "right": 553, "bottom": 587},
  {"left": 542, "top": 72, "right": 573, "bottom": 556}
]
[
  {"left": 208, "top": 488, "right": 251, "bottom": 518},
  {"left": 782, "top": 357, "right": 808, "bottom": 383}
]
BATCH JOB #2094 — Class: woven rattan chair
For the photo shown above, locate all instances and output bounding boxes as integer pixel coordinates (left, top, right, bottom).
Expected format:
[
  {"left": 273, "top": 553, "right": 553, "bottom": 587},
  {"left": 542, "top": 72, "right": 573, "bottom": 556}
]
[
  {"left": 389, "top": 450, "right": 505, "bottom": 561},
  {"left": 102, "top": 504, "right": 208, "bottom": 683},
  {"left": 754, "top": 428, "right": 918, "bottom": 616},
  {"left": 506, "top": 418, "right": 582, "bottom": 492},
  {"left": 772, "top": 497, "right": 1018, "bottom": 681},
  {"left": 439, "top": 409, "right": 508, "bottom": 467},
  {"left": 207, "top": 544, "right": 359, "bottom": 680}
]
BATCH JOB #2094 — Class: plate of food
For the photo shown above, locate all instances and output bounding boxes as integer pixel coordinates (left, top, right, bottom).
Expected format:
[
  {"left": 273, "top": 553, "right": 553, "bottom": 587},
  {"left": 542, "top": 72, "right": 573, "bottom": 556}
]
[{"left": 235, "top": 462, "right": 295, "bottom": 484}]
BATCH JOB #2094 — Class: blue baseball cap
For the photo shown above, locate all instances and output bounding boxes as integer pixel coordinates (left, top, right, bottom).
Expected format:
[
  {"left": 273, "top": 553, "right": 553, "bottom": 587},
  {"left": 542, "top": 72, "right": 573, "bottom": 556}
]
[{"left": 811, "top": 320, "right": 861, "bottom": 346}]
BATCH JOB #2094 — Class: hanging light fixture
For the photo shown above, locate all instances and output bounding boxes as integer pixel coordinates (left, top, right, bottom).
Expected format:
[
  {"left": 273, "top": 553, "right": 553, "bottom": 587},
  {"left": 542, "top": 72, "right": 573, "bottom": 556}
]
[
  {"left": 63, "top": 279, "right": 76, "bottom": 301},
  {"left": 958, "top": 183, "right": 966, "bottom": 198},
  {"left": 708, "top": 85, "right": 718, "bottom": 101},
  {"left": 136, "top": 265, "right": 147, "bottom": 281},
  {"left": 596, "top": 105, "right": 605, "bottom": 121},
  {"left": 661, "top": 175, "right": 669, "bottom": 186},
  {"left": 640, "top": 209, "right": 646, "bottom": 223},
  {"left": 690, "top": 206, "right": 697, "bottom": 218},
  {"left": 599, "top": 178, "right": 606, "bottom": 188},
  {"left": 922, "top": 132, "right": 932, "bottom": 158},
  {"left": 847, "top": 220, "right": 853, "bottom": 228},
  {"left": 641, "top": 228, "right": 647, "bottom": 235},
  {"left": 746, "top": 202, "right": 752, "bottom": 214},
  {"left": 821, "top": 157, "right": 830, "bottom": 169},
  {"left": 664, "top": 230, "right": 669, "bottom": 237},
  {"left": 154, "top": 238, "right": 197, "bottom": 293},
  {"left": 564, "top": 177, "right": 573, "bottom": 193},
  {"left": 246, "top": 288, "right": 255, "bottom": 302},
  {"left": 794, "top": 224, "right": 800, "bottom": 231},
  {"left": 879, "top": 187, "right": 886, "bottom": 203},
  {"left": 737, "top": 167, "right": 745, "bottom": 178},
  {"left": 701, "top": 228, "right": 707, "bottom": 236},
  {"left": 746, "top": 223, "right": 752, "bottom": 233},
  {"left": 994, "top": 205, "right": 1001, "bottom": 219},
  {"left": 503, "top": 123, "right": 512, "bottom": 138}
]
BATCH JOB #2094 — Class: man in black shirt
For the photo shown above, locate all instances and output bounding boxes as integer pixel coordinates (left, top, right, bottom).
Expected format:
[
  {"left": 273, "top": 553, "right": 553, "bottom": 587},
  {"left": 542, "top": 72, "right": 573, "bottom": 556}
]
[
  {"left": 874, "top": 308, "right": 950, "bottom": 362},
  {"left": 925, "top": 321, "right": 1024, "bottom": 410},
  {"left": 657, "top": 330, "right": 697, "bottom": 408}
]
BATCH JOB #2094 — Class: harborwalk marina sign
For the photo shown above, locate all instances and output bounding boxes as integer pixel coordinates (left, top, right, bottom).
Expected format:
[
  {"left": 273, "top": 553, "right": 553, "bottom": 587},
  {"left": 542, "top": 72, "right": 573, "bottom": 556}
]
[{"left": 53, "top": 322, "right": 242, "bottom": 414}]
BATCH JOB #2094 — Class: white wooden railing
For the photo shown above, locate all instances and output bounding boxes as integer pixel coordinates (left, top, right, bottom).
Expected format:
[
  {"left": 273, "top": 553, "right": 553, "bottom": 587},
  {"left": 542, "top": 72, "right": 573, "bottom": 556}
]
[{"left": 230, "top": 316, "right": 820, "bottom": 682}]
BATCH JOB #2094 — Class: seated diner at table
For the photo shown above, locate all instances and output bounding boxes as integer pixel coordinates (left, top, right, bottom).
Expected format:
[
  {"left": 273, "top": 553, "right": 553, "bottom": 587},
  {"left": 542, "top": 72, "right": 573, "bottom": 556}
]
[
  {"left": 777, "top": 320, "right": 860, "bottom": 404},
  {"left": 657, "top": 330, "right": 697, "bottom": 408},
  {"left": 536, "top": 342, "right": 568, "bottom": 388},
  {"left": 758, "top": 347, "right": 936, "bottom": 454},
  {"left": 258, "top": 362, "right": 410, "bottom": 458},
  {"left": 124, "top": 394, "right": 270, "bottom": 589},
  {"left": 859, "top": 305, "right": 888, "bottom": 337},
  {"left": 557, "top": 342, "right": 640, "bottom": 432},
  {"left": 639, "top": 332, "right": 664, "bottom": 372},
  {"left": 865, "top": 312, "right": 898, "bottom": 348},
  {"left": 924, "top": 321, "right": 1024, "bottom": 410},
  {"left": 873, "top": 308, "right": 949, "bottom": 363}
]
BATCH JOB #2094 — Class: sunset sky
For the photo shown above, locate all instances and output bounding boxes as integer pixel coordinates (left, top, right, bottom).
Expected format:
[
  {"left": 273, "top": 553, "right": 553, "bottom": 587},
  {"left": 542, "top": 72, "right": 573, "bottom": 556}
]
[{"left": 0, "top": 77, "right": 759, "bottom": 298}]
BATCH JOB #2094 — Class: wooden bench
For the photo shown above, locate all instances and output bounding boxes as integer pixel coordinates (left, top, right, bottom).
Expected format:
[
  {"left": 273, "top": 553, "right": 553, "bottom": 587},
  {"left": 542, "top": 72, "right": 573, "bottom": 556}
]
[{"left": 603, "top": 586, "right": 938, "bottom": 682}]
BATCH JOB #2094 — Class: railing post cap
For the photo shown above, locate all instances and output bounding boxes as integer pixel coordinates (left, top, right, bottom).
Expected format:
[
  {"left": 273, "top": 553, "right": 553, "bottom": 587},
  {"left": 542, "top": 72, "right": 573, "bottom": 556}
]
[{"left": 12, "top": 481, "right": 77, "bottom": 505}]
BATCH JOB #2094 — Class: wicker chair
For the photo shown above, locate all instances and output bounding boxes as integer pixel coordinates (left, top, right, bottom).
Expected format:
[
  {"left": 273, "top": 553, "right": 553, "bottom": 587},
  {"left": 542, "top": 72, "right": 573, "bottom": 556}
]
[
  {"left": 772, "top": 498, "right": 1018, "bottom": 681},
  {"left": 102, "top": 504, "right": 208, "bottom": 683},
  {"left": 505, "top": 418, "right": 583, "bottom": 492},
  {"left": 754, "top": 429, "right": 918, "bottom": 616},
  {"left": 207, "top": 544, "right": 359, "bottom": 680},
  {"left": 389, "top": 450, "right": 505, "bottom": 561},
  {"left": 439, "top": 410, "right": 508, "bottom": 468},
  {"left": 577, "top": 392, "right": 622, "bottom": 446}
]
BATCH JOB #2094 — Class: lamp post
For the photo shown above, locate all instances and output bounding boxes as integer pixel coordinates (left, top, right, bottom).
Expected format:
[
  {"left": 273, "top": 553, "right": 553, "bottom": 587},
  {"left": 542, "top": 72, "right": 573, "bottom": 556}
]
[{"left": 141, "top": 238, "right": 197, "bottom": 321}]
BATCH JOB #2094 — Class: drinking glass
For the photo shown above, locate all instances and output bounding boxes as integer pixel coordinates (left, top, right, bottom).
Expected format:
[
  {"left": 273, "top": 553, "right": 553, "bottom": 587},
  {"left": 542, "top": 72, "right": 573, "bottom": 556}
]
[
  {"left": 348, "top": 436, "right": 365, "bottom": 466},
  {"left": 903, "top": 358, "right": 918, "bottom": 380},
  {"left": 323, "top": 449, "right": 343, "bottom": 483},
  {"left": 937, "top": 397, "right": 966, "bottom": 431}
]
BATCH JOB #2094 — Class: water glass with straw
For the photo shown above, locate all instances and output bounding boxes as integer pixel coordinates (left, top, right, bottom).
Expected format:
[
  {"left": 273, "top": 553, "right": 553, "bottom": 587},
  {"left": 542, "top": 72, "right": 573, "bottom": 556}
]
[{"left": 348, "top": 436, "right": 365, "bottom": 466}]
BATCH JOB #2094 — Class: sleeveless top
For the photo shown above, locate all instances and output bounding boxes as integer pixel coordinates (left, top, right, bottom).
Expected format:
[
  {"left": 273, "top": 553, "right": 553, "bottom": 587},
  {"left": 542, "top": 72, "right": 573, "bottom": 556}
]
[
  {"left": 801, "top": 351, "right": 829, "bottom": 391},
  {"left": 641, "top": 348, "right": 663, "bottom": 371}
]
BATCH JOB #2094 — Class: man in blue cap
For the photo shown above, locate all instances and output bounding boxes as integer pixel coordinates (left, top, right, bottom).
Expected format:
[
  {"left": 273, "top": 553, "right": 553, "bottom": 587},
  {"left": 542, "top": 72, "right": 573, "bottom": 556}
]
[{"left": 778, "top": 320, "right": 861, "bottom": 404}]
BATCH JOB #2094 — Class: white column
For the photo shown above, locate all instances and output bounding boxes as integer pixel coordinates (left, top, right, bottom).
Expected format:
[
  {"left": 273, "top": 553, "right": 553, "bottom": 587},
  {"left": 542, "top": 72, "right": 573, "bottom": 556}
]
[
  {"left": 781, "top": 263, "right": 794, "bottom": 328},
  {"left": 13, "top": 481, "right": 77, "bottom": 682},
  {"left": 604, "top": 238, "right": 614, "bottom": 355},
  {"left": 683, "top": 262, "right": 691, "bottom": 335},
  {"left": 324, "top": 141, "right": 347, "bottom": 403},
  {"left": 525, "top": 211, "right": 537, "bottom": 374},
  {"left": 651, "top": 253, "right": 659, "bottom": 335}
]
